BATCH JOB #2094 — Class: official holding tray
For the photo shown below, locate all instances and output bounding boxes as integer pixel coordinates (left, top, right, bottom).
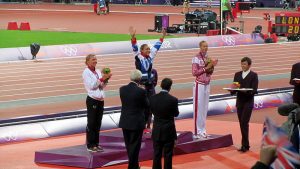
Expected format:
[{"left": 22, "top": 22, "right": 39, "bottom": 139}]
[{"left": 227, "top": 57, "right": 258, "bottom": 153}]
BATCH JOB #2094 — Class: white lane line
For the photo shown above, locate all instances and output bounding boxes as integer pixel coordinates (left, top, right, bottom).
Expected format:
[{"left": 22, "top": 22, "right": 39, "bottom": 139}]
[
  {"left": 0, "top": 53, "right": 297, "bottom": 82},
  {"left": 0, "top": 47, "right": 299, "bottom": 74},
  {"left": 0, "top": 72, "right": 289, "bottom": 102},
  {"left": 0, "top": 67, "right": 291, "bottom": 95},
  {"left": 0, "top": 8, "right": 92, "bottom": 12},
  {"left": 0, "top": 8, "right": 184, "bottom": 15},
  {"left": 0, "top": 57, "right": 294, "bottom": 83},
  {"left": 0, "top": 72, "right": 290, "bottom": 103},
  {"left": 0, "top": 42, "right": 299, "bottom": 66},
  {"left": 0, "top": 8, "right": 293, "bottom": 19},
  {"left": 0, "top": 50, "right": 298, "bottom": 77}
]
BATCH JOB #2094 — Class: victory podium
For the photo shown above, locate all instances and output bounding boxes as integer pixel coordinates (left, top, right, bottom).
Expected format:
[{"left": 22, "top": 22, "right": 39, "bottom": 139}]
[{"left": 35, "top": 130, "right": 233, "bottom": 168}]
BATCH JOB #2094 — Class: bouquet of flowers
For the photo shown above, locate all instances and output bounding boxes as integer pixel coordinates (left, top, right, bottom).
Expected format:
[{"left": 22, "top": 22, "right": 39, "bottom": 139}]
[
  {"left": 102, "top": 67, "right": 111, "bottom": 83},
  {"left": 207, "top": 58, "right": 218, "bottom": 66},
  {"left": 230, "top": 82, "right": 240, "bottom": 89},
  {"left": 205, "top": 57, "right": 218, "bottom": 74}
]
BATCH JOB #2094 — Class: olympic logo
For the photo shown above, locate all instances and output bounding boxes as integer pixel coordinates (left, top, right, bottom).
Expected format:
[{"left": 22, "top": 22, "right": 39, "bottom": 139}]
[
  {"left": 1, "top": 132, "right": 18, "bottom": 142},
  {"left": 61, "top": 46, "right": 78, "bottom": 56},
  {"left": 161, "top": 40, "right": 172, "bottom": 49},
  {"left": 138, "top": 40, "right": 172, "bottom": 50},
  {"left": 222, "top": 35, "right": 236, "bottom": 46},
  {"left": 254, "top": 100, "right": 264, "bottom": 109}
]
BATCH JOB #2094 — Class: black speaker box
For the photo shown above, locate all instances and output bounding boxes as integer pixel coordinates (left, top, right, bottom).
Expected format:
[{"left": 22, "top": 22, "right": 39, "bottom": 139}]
[
  {"left": 208, "top": 21, "right": 216, "bottom": 30},
  {"left": 30, "top": 43, "right": 40, "bottom": 57},
  {"left": 264, "top": 38, "right": 273, "bottom": 43},
  {"left": 155, "top": 15, "right": 163, "bottom": 31},
  {"left": 238, "top": 3, "right": 251, "bottom": 11},
  {"left": 167, "top": 27, "right": 178, "bottom": 33}
]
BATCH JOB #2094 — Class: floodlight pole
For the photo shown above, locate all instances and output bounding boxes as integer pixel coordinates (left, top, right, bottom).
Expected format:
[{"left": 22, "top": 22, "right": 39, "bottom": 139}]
[{"left": 220, "top": 0, "right": 223, "bottom": 35}]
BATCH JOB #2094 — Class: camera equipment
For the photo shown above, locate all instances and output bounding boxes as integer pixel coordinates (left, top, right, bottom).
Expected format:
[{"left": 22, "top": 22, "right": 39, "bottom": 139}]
[
  {"left": 30, "top": 43, "right": 40, "bottom": 60},
  {"left": 264, "top": 38, "right": 273, "bottom": 43},
  {"left": 287, "top": 35, "right": 300, "bottom": 42},
  {"left": 166, "top": 26, "right": 178, "bottom": 33},
  {"left": 254, "top": 25, "right": 262, "bottom": 33},
  {"left": 182, "top": 9, "right": 217, "bottom": 34},
  {"left": 278, "top": 103, "right": 300, "bottom": 116}
]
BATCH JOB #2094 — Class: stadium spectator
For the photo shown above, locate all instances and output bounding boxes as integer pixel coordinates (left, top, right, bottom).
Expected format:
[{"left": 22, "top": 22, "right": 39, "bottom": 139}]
[
  {"left": 182, "top": 0, "right": 190, "bottom": 14},
  {"left": 221, "top": 0, "right": 231, "bottom": 22},
  {"left": 251, "top": 145, "right": 277, "bottom": 169}
]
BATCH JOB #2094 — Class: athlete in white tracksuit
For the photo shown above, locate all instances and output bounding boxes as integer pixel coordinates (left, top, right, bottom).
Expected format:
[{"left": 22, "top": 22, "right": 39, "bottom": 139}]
[{"left": 192, "top": 41, "right": 216, "bottom": 139}]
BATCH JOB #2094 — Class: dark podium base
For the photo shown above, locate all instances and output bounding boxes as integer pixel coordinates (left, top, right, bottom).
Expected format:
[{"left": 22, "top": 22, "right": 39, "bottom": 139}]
[{"left": 35, "top": 130, "right": 233, "bottom": 168}]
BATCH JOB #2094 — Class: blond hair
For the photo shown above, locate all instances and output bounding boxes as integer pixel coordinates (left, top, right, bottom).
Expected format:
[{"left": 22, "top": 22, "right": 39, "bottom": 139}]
[
  {"left": 199, "top": 40, "right": 207, "bottom": 47},
  {"left": 85, "top": 54, "right": 96, "bottom": 65}
]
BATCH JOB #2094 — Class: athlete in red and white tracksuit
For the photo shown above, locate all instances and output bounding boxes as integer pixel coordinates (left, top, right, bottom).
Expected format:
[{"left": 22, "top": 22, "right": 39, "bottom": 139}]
[{"left": 192, "top": 41, "right": 215, "bottom": 139}]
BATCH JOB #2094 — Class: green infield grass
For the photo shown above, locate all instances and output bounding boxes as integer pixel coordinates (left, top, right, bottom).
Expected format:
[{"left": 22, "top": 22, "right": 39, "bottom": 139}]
[{"left": 0, "top": 30, "right": 173, "bottom": 48}]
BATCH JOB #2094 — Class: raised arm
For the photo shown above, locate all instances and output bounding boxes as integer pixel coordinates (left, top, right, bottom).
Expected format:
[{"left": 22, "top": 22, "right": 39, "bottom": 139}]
[
  {"left": 129, "top": 26, "right": 139, "bottom": 56},
  {"left": 149, "top": 28, "right": 166, "bottom": 59}
]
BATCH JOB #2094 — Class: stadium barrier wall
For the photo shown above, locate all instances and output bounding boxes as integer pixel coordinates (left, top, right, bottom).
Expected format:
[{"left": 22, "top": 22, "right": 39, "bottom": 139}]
[
  {"left": 0, "top": 34, "right": 264, "bottom": 62},
  {"left": 0, "top": 91, "right": 292, "bottom": 144}
]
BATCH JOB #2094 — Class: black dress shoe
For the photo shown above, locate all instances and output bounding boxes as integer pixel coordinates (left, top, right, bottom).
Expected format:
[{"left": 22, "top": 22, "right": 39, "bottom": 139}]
[{"left": 237, "top": 146, "right": 249, "bottom": 152}]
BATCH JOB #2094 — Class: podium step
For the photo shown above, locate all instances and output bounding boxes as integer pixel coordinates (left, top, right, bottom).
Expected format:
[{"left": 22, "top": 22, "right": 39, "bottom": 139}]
[{"left": 35, "top": 130, "right": 233, "bottom": 168}]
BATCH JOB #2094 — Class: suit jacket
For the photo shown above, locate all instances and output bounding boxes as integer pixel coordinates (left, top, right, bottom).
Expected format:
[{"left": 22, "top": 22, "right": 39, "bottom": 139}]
[
  {"left": 150, "top": 91, "right": 180, "bottom": 142},
  {"left": 290, "top": 62, "right": 300, "bottom": 102},
  {"left": 232, "top": 71, "right": 259, "bottom": 107},
  {"left": 119, "top": 82, "right": 150, "bottom": 130},
  {"left": 251, "top": 161, "right": 269, "bottom": 169}
]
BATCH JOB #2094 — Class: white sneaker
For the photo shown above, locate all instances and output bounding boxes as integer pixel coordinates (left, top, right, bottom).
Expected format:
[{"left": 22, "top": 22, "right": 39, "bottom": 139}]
[
  {"left": 87, "top": 147, "right": 98, "bottom": 152},
  {"left": 193, "top": 134, "right": 201, "bottom": 139},
  {"left": 200, "top": 133, "right": 208, "bottom": 138}
]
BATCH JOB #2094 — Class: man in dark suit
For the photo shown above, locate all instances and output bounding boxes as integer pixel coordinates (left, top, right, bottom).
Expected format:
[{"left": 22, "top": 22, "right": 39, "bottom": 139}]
[
  {"left": 230, "top": 57, "right": 258, "bottom": 152},
  {"left": 119, "top": 69, "right": 150, "bottom": 169},
  {"left": 150, "top": 78, "right": 180, "bottom": 169},
  {"left": 290, "top": 62, "right": 300, "bottom": 105}
]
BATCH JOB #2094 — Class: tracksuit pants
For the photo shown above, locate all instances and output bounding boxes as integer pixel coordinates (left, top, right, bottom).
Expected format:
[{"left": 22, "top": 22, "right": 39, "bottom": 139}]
[{"left": 193, "top": 82, "right": 210, "bottom": 135}]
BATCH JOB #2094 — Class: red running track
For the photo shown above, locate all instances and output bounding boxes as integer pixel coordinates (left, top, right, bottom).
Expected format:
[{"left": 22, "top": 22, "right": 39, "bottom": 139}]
[{"left": 0, "top": 42, "right": 299, "bottom": 119}]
